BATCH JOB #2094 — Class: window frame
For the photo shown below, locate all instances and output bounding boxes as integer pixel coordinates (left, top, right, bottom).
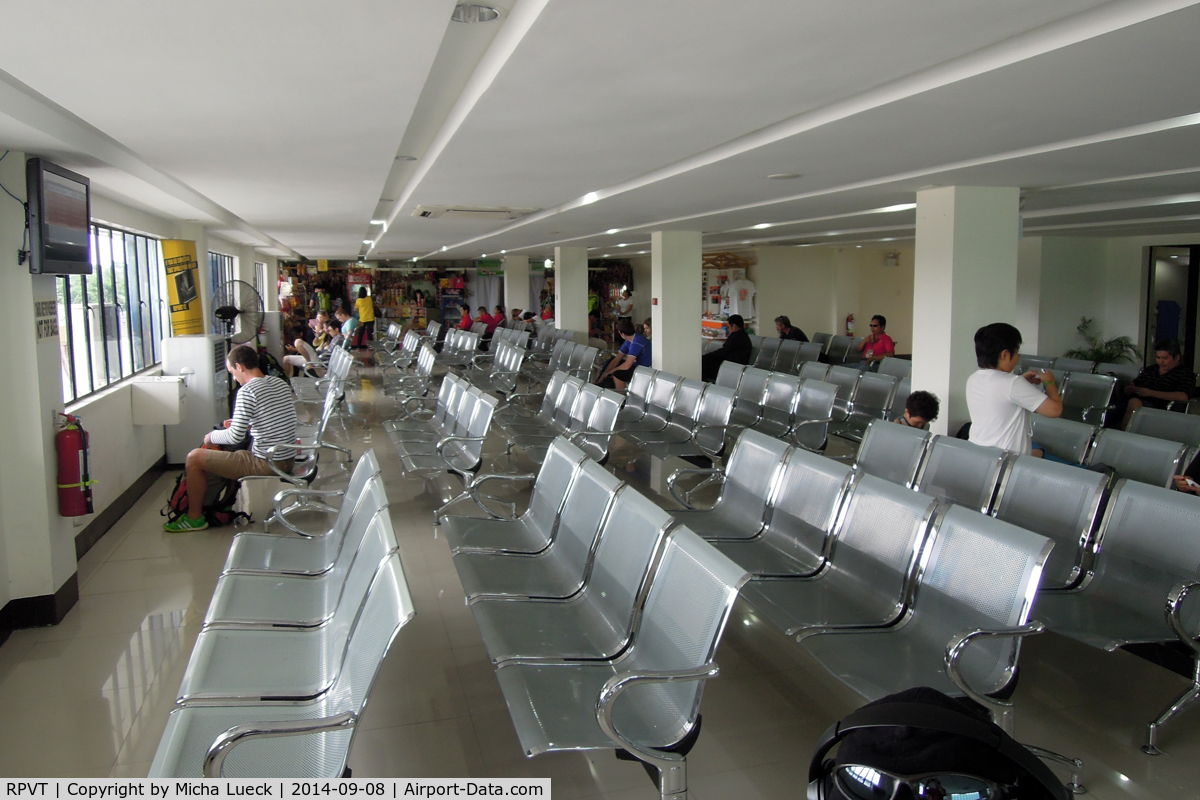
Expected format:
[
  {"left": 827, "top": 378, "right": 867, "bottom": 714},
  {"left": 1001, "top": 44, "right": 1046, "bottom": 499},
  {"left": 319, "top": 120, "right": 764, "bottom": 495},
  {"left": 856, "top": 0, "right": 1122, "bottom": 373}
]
[{"left": 58, "top": 224, "right": 168, "bottom": 405}]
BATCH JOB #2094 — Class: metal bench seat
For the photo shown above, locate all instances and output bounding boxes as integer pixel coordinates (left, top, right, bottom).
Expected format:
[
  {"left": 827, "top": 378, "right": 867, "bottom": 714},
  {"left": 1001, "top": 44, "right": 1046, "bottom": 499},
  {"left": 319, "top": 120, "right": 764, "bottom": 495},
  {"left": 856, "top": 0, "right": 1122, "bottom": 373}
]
[
  {"left": 388, "top": 380, "right": 475, "bottom": 454},
  {"left": 510, "top": 385, "right": 604, "bottom": 462},
  {"left": 614, "top": 367, "right": 657, "bottom": 424},
  {"left": 824, "top": 366, "right": 862, "bottom": 421},
  {"left": 1086, "top": 428, "right": 1188, "bottom": 488},
  {"left": 402, "top": 393, "right": 500, "bottom": 521},
  {"left": 508, "top": 381, "right": 595, "bottom": 442},
  {"left": 887, "top": 376, "right": 910, "bottom": 423},
  {"left": 825, "top": 334, "right": 856, "bottom": 364},
  {"left": 463, "top": 340, "right": 526, "bottom": 394},
  {"left": 470, "top": 485, "right": 673, "bottom": 664},
  {"left": 725, "top": 366, "right": 771, "bottom": 430},
  {"left": 1053, "top": 356, "right": 1095, "bottom": 374},
  {"left": 615, "top": 371, "right": 681, "bottom": 435},
  {"left": 1128, "top": 406, "right": 1200, "bottom": 449},
  {"left": 1018, "top": 354, "right": 1055, "bottom": 373},
  {"left": 451, "top": 459, "right": 620, "bottom": 599},
  {"left": 1030, "top": 416, "right": 1096, "bottom": 465},
  {"left": 384, "top": 372, "right": 462, "bottom": 438},
  {"left": 494, "top": 371, "right": 569, "bottom": 428},
  {"left": 205, "top": 487, "right": 393, "bottom": 630},
  {"left": 444, "top": 438, "right": 588, "bottom": 554},
  {"left": 633, "top": 384, "right": 735, "bottom": 460},
  {"left": 853, "top": 419, "right": 930, "bottom": 487},
  {"left": 992, "top": 455, "right": 1106, "bottom": 591},
  {"left": 775, "top": 339, "right": 803, "bottom": 374},
  {"left": 177, "top": 545, "right": 409, "bottom": 706},
  {"left": 800, "top": 505, "right": 1051, "bottom": 706},
  {"left": 224, "top": 454, "right": 384, "bottom": 575},
  {"left": 667, "top": 429, "right": 789, "bottom": 541},
  {"left": 877, "top": 357, "right": 911, "bottom": 380},
  {"left": 752, "top": 372, "right": 800, "bottom": 439},
  {"left": 1059, "top": 372, "right": 1117, "bottom": 426},
  {"left": 915, "top": 436, "right": 1008, "bottom": 513},
  {"left": 739, "top": 475, "right": 938, "bottom": 637},
  {"left": 835, "top": 372, "right": 900, "bottom": 441},
  {"left": 382, "top": 343, "right": 436, "bottom": 397},
  {"left": 149, "top": 554, "right": 414, "bottom": 778},
  {"left": 623, "top": 378, "right": 705, "bottom": 448},
  {"left": 566, "top": 388, "right": 625, "bottom": 463},
  {"left": 753, "top": 337, "right": 781, "bottom": 370},
  {"left": 790, "top": 378, "right": 837, "bottom": 452},
  {"left": 1035, "top": 480, "right": 1200, "bottom": 753},
  {"left": 493, "top": 528, "right": 749, "bottom": 800},
  {"left": 713, "top": 447, "right": 854, "bottom": 577},
  {"left": 713, "top": 360, "right": 745, "bottom": 391}
]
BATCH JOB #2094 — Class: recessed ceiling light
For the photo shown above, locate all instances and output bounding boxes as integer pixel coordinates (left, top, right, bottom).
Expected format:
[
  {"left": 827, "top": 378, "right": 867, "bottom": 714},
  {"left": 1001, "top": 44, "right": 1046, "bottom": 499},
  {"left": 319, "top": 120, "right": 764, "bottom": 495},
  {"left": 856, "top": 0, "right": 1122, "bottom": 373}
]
[
  {"left": 877, "top": 203, "right": 917, "bottom": 213},
  {"left": 606, "top": 228, "right": 620, "bottom": 234},
  {"left": 395, "top": 155, "right": 417, "bottom": 161},
  {"left": 856, "top": 245, "right": 863, "bottom": 248},
  {"left": 768, "top": 173, "right": 801, "bottom": 180},
  {"left": 544, "top": 259, "right": 553, "bottom": 269},
  {"left": 362, "top": 239, "right": 373, "bottom": 245},
  {"left": 753, "top": 223, "right": 772, "bottom": 230},
  {"left": 451, "top": 4, "right": 500, "bottom": 23},
  {"left": 412, "top": 257, "right": 418, "bottom": 262},
  {"left": 481, "top": 254, "right": 487, "bottom": 257},
  {"left": 582, "top": 192, "right": 599, "bottom": 205},
  {"left": 617, "top": 243, "right": 627, "bottom": 247},
  {"left": 500, "top": 250, "right": 506, "bottom": 254},
  {"left": 370, "top": 220, "right": 386, "bottom": 226}
]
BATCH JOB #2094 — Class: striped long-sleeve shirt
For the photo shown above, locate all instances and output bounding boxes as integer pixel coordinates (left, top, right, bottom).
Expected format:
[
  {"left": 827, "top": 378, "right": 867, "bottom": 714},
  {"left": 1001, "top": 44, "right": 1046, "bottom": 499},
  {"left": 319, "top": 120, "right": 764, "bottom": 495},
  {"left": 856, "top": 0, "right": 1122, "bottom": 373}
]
[{"left": 209, "top": 376, "right": 298, "bottom": 460}]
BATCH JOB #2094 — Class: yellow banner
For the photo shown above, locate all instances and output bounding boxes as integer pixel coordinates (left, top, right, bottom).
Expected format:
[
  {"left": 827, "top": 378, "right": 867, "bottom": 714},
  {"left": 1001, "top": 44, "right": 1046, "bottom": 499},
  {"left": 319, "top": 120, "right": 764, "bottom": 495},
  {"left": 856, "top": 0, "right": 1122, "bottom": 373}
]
[
  {"left": 317, "top": 259, "right": 329, "bottom": 272},
  {"left": 162, "top": 240, "right": 205, "bottom": 336}
]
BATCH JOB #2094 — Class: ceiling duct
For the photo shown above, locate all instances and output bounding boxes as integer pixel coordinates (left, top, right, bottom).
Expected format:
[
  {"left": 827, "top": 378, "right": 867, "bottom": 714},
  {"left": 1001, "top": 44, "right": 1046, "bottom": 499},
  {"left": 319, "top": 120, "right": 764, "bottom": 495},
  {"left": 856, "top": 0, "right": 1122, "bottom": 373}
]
[{"left": 413, "top": 205, "right": 537, "bottom": 220}]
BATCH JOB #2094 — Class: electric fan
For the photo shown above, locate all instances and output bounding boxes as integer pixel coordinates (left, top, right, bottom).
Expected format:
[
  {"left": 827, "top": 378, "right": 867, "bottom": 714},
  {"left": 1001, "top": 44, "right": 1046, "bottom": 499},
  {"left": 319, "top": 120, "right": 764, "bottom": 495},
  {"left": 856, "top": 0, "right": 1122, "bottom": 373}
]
[{"left": 212, "top": 279, "right": 265, "bottom": 412}]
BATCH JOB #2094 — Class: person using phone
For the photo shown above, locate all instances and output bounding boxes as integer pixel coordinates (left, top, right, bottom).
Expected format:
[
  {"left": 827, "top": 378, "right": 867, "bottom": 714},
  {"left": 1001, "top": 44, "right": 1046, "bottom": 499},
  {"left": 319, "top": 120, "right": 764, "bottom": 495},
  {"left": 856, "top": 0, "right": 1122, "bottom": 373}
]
[{"left": 965, "top": 323, "right": 1062, "bottom": 455}]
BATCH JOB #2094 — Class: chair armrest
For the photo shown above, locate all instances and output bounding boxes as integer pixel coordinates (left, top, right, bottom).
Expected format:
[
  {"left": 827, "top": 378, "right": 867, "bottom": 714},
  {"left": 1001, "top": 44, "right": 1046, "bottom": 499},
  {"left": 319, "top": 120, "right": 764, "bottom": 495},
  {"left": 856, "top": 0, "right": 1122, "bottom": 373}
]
[
  {"left": 944, "top": 621, "right": 1045, "bottom": 710},
  {"left": 468, "top": 472, "right": 538, "bottom": 519},
  {"left": 690, "top": 424, "right": 730, "bottom": 459},
  {"left": 204, "top": 712, "right": 357, "bottom": 778},
  {"left": 1166, "top": 581, "right": 1200, "bottom": 659},
  {"left": 1081, "top": 403, "right": 1116, "bottom": 425},
  {"left": 596, "top": 664, "right": 720, "bottom": 769},
  {"left": 666, "top": 467, "right": 724, "bottom": 508},
  {"left": 436, "top": 435, "right": 488, "bottom": 476}
]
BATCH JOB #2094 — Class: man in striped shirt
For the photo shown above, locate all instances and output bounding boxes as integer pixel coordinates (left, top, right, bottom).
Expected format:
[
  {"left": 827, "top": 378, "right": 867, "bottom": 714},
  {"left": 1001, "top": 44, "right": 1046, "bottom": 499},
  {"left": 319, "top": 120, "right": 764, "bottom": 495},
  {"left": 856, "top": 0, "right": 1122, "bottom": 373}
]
[{"left": 164, "top": 344, "right": 298, "bottom": 532}]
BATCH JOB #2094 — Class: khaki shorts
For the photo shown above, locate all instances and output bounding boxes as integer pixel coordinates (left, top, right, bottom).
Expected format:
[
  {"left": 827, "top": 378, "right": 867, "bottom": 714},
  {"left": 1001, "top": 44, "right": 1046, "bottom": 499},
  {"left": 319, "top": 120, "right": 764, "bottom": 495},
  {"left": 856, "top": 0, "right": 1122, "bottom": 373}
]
[{"left": 203, "top": 448, "right": 295, "bottom": 480}]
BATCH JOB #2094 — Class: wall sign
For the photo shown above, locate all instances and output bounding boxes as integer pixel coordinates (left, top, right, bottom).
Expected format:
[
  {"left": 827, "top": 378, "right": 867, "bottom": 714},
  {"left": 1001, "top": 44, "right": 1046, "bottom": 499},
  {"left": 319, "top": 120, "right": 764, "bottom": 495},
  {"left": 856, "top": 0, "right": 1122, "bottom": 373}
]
[
  {"left": 162, "top": 239, "right": 205, "bottom": 335},
  {"left": 34, "top": 299, "right": 58, "bottom": 340}
]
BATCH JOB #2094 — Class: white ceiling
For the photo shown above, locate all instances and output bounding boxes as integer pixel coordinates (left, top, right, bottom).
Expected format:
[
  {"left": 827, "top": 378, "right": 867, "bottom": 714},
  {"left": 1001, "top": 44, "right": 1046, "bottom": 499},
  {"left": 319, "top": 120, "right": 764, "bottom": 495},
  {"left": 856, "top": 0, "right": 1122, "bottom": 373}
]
[{"left": 3, "top": 0, "right": 1200, "bottom": 260}]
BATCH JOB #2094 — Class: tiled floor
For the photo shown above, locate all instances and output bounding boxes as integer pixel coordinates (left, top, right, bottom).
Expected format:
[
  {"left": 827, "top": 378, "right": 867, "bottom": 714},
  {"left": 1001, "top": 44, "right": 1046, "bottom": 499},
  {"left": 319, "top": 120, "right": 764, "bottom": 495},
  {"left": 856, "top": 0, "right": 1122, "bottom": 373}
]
[{"left": 2, "top": 370, "right": 1200, "bottom": 797}]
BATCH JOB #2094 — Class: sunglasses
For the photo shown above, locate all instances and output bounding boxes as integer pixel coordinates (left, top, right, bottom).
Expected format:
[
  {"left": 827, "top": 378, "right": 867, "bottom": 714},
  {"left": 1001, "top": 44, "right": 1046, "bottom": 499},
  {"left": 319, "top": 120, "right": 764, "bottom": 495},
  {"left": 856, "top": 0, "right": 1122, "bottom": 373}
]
[{"left": 830, "top": 764, "right": 1008, "bottom": 800}]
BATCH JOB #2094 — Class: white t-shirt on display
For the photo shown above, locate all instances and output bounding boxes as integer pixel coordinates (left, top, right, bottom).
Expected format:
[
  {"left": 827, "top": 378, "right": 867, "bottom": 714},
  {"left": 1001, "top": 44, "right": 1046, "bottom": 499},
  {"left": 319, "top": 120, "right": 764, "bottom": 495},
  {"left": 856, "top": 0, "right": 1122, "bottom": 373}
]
[
  {"left": 965, "top": 369, "right": 1048, "bottom": 454},
  {"left": 726, "top": 279, "right": 757, "bottom": 319}
]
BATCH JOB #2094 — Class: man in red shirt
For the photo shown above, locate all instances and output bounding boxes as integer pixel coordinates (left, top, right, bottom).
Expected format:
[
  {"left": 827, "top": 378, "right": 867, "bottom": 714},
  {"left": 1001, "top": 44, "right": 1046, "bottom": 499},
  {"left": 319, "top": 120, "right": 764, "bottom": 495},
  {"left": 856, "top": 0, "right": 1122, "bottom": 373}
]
[{"left": 857, "top": 314, "right": 895, "bottom": 368}]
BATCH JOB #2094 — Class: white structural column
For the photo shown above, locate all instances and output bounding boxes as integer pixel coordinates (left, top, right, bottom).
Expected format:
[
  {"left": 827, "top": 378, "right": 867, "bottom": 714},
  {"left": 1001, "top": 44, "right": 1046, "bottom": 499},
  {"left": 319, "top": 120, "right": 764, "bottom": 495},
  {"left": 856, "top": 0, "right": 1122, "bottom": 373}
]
[
  {"left": 651, "top": 231, "right": 703, "bottom": 379},
  {"left": 554, "top": 246, "right": 588, "bottom": 331},
  {"left": 502, "top": 254, "right": 531, "bottom": 318},
  {"left": 912, "top": 186, "right": 1020, "bottom": 436}
]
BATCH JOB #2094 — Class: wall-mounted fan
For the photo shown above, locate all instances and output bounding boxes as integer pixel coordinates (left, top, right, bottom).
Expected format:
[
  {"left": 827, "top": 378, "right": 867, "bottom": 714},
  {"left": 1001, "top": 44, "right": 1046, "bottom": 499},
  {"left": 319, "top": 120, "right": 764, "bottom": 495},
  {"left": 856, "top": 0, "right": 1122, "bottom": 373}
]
[{"left": 212, "top": 279, "right": 264, "bottom": 413}]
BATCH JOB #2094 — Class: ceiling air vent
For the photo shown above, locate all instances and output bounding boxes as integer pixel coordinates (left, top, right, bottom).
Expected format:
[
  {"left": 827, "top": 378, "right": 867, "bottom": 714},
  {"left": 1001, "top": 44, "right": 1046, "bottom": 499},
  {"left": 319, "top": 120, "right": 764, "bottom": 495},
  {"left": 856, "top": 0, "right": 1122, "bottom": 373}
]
[{"left": 413, "top": 205, "right": 537, "bottom": 221}]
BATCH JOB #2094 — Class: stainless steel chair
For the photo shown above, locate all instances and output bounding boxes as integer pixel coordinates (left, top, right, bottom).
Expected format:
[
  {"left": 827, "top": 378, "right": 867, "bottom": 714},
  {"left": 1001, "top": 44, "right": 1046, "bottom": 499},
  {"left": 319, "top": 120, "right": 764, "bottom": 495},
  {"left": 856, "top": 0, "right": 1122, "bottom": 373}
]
[
  {"left": 739, "top": 474, "right": 938, "bottom": 637},
  {"left": 753, "top": 337, "right": 781, "bottom": 370},
  {"left": 915, "top": 436, "right": 1008, "bottom": 513},
  {"left": 615, "top": 371, "right": 682, "bottom": 435},
  {"left": 1059, "top": 372, "right": 1117, "bottom": 425},
  {"left": 727, "top": 366, "right": 771, "bottom": 430},
  {"left": 615, "top": 367, "right": 657, "bottom": 425},
  {"left": 755, "top": 372, "right": 801, "bottom": 439},
  {"left": 1030, "top": 416, "right": 1096, "bottom": 465},
  {"left": 853, "top": 419, "right": 930, "bottom": 487},
  {"left": 713, "top": 359, "right": 744, "bottom": 392},
  {"left": 789, "top": 378, "right": 838, "bottom": 453},
  {"left": 1086, "top": 428, "right": 1188, "bottom": 488},
  {"left": 825, "top": 365, "right": 862, "bottom": 422},
  {"left": 991, "top": 455, "right": 1107, "bottom": 591},
  {"left": 493, "top": 527, "right": 749, "bottom": 800},
  {"left": 1035, "top": 480, "right": 1200, "bottom": 754},
  {"left": 1053, "top": 356, "right": 1096, "bottom": 374},
  {"left": 877, "top": 357, "right": 912, "bottom": 380},
  {"left": 775, "top": 339, "right": 803, "bottom": 374},
  {"left": 1017, "top": 354, "right": 1054, "bottom": 374},
  {"left": 1128, "top": 406, "right": 1200, "bottom": 449},
  {"left": 149, "top": 553, "right": 414, "bottom": 778},
  {"left": 798, "top": 360, "right": 829, "bottom": 383}
]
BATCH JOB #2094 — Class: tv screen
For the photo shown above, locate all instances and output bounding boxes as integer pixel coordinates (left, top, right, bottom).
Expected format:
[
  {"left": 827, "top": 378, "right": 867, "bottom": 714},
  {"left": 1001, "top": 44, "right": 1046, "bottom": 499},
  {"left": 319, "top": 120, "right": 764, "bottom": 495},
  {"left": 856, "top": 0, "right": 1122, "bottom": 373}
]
[{"left": 26, "top": 158, "right": 91, "bottom": 275}]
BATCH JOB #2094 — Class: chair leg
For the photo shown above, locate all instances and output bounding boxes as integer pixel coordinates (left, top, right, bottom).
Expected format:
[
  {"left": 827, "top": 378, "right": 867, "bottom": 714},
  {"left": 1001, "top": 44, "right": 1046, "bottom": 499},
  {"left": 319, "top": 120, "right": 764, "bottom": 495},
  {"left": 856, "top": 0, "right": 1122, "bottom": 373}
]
[
  {"left": 1143, "top": 676, "right": 1200, "bottom": 755},
  {"left": 650, "top": 756, "right": 687, "bottom": 800},
  {"left": 1023, "top": 745, "right": 1086, "bottom": 794}
]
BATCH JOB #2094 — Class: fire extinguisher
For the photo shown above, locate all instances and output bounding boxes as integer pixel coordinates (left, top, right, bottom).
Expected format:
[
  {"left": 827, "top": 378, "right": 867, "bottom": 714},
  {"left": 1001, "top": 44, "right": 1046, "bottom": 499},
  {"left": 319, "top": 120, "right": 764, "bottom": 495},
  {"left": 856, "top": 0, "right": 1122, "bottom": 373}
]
[
  {"left": 845, "top": 313, "right": 855, "bottom": 335},
  {"left": 56, "top": 413, "right": 95, "bottom": 517}
]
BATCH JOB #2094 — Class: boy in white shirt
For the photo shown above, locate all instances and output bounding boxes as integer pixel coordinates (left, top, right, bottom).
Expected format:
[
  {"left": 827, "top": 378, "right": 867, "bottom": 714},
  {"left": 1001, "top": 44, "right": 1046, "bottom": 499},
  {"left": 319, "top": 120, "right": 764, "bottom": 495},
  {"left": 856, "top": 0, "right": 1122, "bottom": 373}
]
[{"left": 965, "top": 323, "right": 1062, "bottom": 455}]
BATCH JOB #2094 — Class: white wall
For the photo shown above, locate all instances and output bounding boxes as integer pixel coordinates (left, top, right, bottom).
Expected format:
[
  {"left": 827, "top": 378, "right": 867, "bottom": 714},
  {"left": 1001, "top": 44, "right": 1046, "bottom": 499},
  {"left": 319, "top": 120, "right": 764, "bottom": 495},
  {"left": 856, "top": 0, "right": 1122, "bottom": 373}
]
[{"left": 629, "top": 256, "right": 653, "bottom": 327}]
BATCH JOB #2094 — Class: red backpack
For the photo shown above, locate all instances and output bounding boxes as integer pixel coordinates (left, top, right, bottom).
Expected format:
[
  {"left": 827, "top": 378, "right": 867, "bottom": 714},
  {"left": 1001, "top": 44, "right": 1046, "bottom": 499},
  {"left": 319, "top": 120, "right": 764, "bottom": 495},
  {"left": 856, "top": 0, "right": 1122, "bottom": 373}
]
[{"left": 162, "top": 471, "right": 251, "bottom": 528}]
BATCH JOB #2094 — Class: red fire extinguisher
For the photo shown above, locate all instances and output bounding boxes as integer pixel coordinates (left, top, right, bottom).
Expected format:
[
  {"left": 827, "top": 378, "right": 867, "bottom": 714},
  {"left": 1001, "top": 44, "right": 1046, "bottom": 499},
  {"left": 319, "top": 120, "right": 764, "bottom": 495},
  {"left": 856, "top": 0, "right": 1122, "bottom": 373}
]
[{"left": 57, "top": 413, "right": 95, "bottom": 517}]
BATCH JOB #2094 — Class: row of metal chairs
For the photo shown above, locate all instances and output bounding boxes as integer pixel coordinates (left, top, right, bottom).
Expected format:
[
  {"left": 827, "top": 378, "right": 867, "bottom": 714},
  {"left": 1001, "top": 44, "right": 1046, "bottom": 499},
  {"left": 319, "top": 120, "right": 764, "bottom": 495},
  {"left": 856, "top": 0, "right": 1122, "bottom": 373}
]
[
  {"left": 1021, "top": 353, "right": 1142, "bottom": 384},
  {"left": 150, "top": 452, "right": 416, "bottom": 778},
  {"left": 435, "top": 328, "right": 483, "bottom": 369},
  {"left": 524, "top": 337, "right": 599, "bottom": 383},
  {"left": 382, "top": 343, "right": 436, "bottom": 398},
  {"left": 1031, "top": 414, "right": 1194, "bottom": 487},
  {"left": 497, "top": 372, "right": 623, "bottom": 464},
  {"left": 462, "top": 339, "right": 527, "bottom": 395},
  {"left": 441, "top": 437, "right": 749, "bottom": 800}
]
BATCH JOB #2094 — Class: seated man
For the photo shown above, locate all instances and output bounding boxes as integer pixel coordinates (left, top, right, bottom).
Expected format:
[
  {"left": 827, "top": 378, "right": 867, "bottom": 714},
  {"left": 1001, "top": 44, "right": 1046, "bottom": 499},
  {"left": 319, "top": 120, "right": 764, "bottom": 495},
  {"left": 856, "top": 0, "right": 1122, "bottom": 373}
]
[
  {"left": 894, "top": 390, "right": 939, "bottom": 430},
  {"left": 597, "top": 318, "right": 651, "bottom": 390},
  {"left": 1121, "top": 339, "right": 1195, "bottom": 428},
  {"left": 335, "top": 307, "right": 358, "bottom": 342},
  {"left": 857, "top": 314, "right": 895, "bottom": 368},
  {"left": 775, "top": 314, "right": 808, "bottom": 342},
  {"left": 965, "top": 322, "right": 1062, "bottom": 456},
  {"left": 164, "top": 344, "right": 298, "bottom": 532},
  {"left": 701, "top": 314, "right": 753, "bottom": 382}
]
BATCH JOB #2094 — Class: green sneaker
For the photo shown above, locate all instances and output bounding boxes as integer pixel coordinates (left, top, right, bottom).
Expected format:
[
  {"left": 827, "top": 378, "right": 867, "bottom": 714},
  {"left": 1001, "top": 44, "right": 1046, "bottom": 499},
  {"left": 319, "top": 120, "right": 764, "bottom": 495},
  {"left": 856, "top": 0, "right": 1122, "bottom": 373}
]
[{"left": 163, "top": 515, "right": 209, "bottom": 533}]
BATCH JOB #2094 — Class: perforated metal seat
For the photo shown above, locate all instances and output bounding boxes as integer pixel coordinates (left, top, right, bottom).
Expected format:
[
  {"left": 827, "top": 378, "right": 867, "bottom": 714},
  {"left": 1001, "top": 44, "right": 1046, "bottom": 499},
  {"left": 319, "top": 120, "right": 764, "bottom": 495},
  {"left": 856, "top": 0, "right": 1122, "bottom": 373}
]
[
  {"left": 177, "top": 543, "right": 410, "bottom": 706},
  {"left": 837, "top": 372, "right": 899, "bottom": 440},
  {"left": 888, "top": 377, "right": 911, "bottom": 422},
  {"left": 624, "top": 378, "right": 705, "bottom": 448},
  {"left": 797, "top": 360, "right": 828, "bottom": 383},
  {"left": 516, "top": 384, "right": 603, "bottom": 462},
  {"left": 1030, "top": 416, "right": 1096, "bottom": 464},
  {"left": 493, "top": 528, "right": 749, "bottom": 800},
  {"left": 800, "top": 506, "right": 1051, "bottom": 705},
  {"left": 149, "top": 554, "right": 414, "bottom": 778},
  {"left": 825, "top": 366, "right": 862, "bottom": 421},
  {"left": 790, "top": 378, "right": 837, "bottom": 453},
  {"left": 615, "top": 367, "right": 657, "bottom": 424},
  {"left": 877, "top": 357, "right": 911, "bottom": 380},
  {"left": 714, "top": 360, "right": 745, "bottom": 391},
  {"left": 451, "top": 459, "right": 621, "bottom": 599},
  {"left": 992, "top": 455, "right": 1106, "bottom": 591},
  {"left": 206, "top": 486, "right": 393, "bottom": 630},
  {"left": 569, "top": 388, "right": 625, "bottom": 463},
  {"left": 470, "top": 486, "right": 674, "bottom": 663},
  {"left": 916, "top": 436, "right": 1007, "bottom": 513},
  {"left": 794, "top": 341, "right": 825, "bottom": 369},
  {"left": 775, "top": 339, "right": 803, "bottom": 374},
  {"left": 1059, "top": 372, "right": 1117, "bottom": 425},
  {"left": 739, "top": 475, "right": 938, "bottom": 636},
  {"left": 713, "top": 447, "right": 854, "bottom": 577},
  {"left": 811, "top": 332, "right": 833, "bottom": 352},
  {"left": 668, "top": 429, "right": 790, "bottom": 540},
  {"left": 1087, "top": 428, "right": 1187, "bottom": 488},
  {"left": 442, "top": 438, "right": 588, "bottom": 555},
  {"left": 727, "top": 366, "right": 771, "bottom": 429},
  {"left": 826, "top": 334, "right": 855, "bottom": 363},
  {"left": 753, "top": 337, "right": 781, "bottom": 370},
  {"left": 1018, "top": 354, "right": 1055, "bottom": 373},
  {"left": 1035, "top": 481, "right": 1200, "bottom": 753},
  {"left": 755, "top": 373, "right": 801, "bottom": 438},
  {"left": 1128, "top": 406, "right": 1200, "bottom": 449},
  {"left": 615, "top": 371, "right": 681, "bottom": 435},
  {"left": 503, "top": 376, "right": 582, "bottom": 437},
  {"left": 224, "top": 453, "right": 383, "bottom": 576},
  {"left": 703, "top": 338, "right": 724, "bottom": 355},
  {"left": 1096, "top": 361, "right": 1140, "bottom": 384},
  {"left": 854, "top": 419, "right": 930, "bottom": 487},
  {"left": 495, "top": 371, "right": 569, "bottom": 428}
]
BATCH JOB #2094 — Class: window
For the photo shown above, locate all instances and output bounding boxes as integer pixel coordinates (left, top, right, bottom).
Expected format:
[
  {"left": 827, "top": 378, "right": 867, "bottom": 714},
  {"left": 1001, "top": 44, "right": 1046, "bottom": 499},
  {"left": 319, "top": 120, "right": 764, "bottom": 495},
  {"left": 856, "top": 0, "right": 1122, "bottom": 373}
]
[
  {"left": 57, "top": 225, "right": 168, "bottom": 403},
  {"left": 209, "top": 251, "right": 235, "bottom": 299},
  {"left": 254, "top": 261, "right": 267, "bottom": 300}
]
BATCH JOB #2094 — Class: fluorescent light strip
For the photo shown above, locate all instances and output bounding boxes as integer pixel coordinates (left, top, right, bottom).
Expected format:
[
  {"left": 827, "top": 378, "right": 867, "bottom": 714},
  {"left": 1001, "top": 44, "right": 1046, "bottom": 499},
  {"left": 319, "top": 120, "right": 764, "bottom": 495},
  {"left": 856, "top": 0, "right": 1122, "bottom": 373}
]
[{"left": 420, "top": 0, "right": 1200, "bottom": 258}]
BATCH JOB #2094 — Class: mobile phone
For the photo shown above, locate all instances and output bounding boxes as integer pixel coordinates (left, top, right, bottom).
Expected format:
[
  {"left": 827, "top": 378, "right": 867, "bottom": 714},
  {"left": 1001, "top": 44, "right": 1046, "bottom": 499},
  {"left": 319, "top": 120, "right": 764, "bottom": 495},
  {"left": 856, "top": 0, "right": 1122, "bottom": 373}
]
[{"left": 1186, "top": 477, "right": 1200, "bottom": 490}]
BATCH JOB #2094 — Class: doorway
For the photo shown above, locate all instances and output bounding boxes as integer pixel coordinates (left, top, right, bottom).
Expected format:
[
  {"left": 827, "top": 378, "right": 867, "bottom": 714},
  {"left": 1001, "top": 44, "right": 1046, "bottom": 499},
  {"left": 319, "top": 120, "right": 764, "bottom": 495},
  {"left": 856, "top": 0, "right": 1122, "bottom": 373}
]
[{"left": 1146, "top": 245, "right": 1199, "bottom": 371}]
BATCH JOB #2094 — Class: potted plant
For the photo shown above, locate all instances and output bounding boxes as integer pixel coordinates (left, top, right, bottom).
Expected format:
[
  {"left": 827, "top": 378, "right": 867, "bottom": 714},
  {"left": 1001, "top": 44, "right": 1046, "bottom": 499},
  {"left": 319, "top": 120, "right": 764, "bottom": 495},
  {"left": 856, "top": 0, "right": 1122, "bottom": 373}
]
[{"left": 1063, "top": 317, "right": 1141, "bottom": 364}]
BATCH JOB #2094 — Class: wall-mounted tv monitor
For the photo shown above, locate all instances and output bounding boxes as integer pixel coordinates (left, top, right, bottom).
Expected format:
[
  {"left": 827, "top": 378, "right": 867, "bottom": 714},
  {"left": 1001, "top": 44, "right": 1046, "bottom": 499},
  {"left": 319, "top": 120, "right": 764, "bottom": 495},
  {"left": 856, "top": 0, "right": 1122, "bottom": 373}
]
[{"left": 26, "top": 157, "right": 91, "bottom": 275}]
